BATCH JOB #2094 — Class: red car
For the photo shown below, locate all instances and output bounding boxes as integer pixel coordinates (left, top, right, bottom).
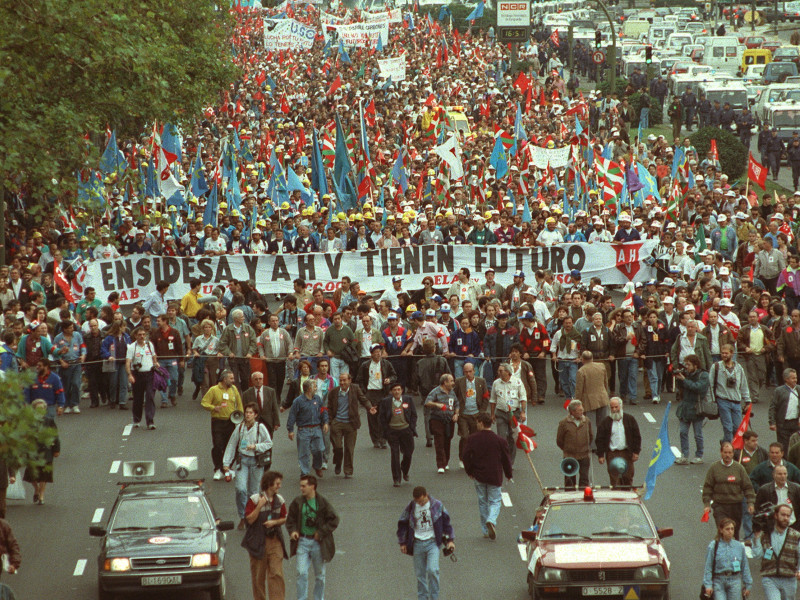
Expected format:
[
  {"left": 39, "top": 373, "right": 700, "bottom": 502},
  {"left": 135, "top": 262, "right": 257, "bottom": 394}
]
[
  {"left": 521, "top": 488, "right": 673, "bottom": 600},
  {"left": 744, "top": 36, "right": 765, "bottom": 49}
]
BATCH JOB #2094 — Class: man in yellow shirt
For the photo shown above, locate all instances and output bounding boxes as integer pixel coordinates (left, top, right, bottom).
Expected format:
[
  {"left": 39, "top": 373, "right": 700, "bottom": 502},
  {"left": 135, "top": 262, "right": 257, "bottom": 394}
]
[
  {"left": 202, "top": 369, "right": 244, "bottom": 480},
  {"left": 180, "top": 278, "right": 214, "bottom": 322}
]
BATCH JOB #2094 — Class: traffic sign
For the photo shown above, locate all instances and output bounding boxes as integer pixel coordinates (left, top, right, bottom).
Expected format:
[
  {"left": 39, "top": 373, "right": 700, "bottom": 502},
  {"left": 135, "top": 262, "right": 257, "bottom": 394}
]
[
  {"left": 592, "top": 50, "right": 606, "bottom": 64},
  {"left": 497, "top": 0, "right": 530, "bottom": 27}
]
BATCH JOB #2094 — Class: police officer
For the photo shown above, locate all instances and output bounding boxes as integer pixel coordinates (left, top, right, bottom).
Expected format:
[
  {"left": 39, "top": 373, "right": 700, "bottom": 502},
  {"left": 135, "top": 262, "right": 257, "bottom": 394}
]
[
  {"left": 697, "top": 93, "right": 712, "bottom": 129},
  {"left": 710, "top": 100, "right": 723, "bottom": 127},
  {"left": 758, "top": 124, "right": 772, "bottom": 165},
  {"left": 630, "top": 66, "right": 646, "bottom": 90},
  {"left": 719, "top": 101, "right": 735, "bottom": 133},
  {"left": 668, "top": 97, "right": 683, "bottom": 140},
  {"left": 650, "top": 76, "right": 667, "bottom": 108},
  {"left": 737, "top": 106, "right": 754, "bottom": 149},
  {"left": 788, "top": 138, "right": 800, "bottom": 191},
  {"left": 681, "top": 86, "right": 697, "bottom": 132},
  {"left": 767, "top": 130, "right": 786, "bottom": 179}
]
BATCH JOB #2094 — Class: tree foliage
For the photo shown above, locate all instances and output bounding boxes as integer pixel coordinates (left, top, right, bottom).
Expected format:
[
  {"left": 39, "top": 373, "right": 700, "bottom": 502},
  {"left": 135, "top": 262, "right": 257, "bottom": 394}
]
[
  {"left": 689, "top": 126, "right": 748, "bottom": 181},
  {"left": 0, "top": 0, "right": 239, "bottom": 195},
  {"left": 0, "top": 371, "right": 58, "bottom": 472}
]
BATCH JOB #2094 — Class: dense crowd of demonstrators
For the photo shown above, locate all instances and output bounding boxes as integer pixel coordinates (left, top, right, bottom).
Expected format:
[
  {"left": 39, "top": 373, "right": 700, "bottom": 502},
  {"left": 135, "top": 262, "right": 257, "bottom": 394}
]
[{"left": 10, "top": 2, "right": 800, "bottom": 599}]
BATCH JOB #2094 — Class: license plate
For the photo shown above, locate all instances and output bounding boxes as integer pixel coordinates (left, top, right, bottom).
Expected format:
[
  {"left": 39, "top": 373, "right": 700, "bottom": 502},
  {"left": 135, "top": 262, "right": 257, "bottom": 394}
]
[
  {"left": 141, "top": 576, "right": 182, "bottom": 586},
  {"left": 582, "top": 586, "right": 623, "bottom": 596}
]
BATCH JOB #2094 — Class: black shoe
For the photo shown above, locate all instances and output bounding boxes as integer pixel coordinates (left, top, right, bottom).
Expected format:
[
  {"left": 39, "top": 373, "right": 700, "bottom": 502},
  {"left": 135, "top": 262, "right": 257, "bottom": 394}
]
[
  {"left": 335, "top": 464, "right": 342, "bottom": 475},
  {"left": 178, "top": 387, "right": 183, "bottom": 396},
  {"left": 403, "top": 473, "right": 410, "bottom": 481},
  {"left": 119, "top": 404, "right": 127, "bottom": 410},
  {"left": 426, "top": 440, "right": 433, "bottom": 448},
  {"left": 192, "top": 386, "right": 200, "bottom": 400},
  {"left": 373, "top": 443, "right": 381, "bottom": 449},
  {"left": 33, "top": 493, "right": 39, "bottom": 504},
  {"left": 90, "top": 403, "right": 99, "bottom": 408},
  {"left": 380, "top": 442, "right": 388, "bottom": 449}
]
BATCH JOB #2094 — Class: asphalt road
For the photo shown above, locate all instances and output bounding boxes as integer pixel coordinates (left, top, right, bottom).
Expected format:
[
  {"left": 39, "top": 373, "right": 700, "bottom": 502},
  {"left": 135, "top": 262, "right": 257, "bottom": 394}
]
[{"left": 3, "top": 366, "right": 783, "bottom": 600}]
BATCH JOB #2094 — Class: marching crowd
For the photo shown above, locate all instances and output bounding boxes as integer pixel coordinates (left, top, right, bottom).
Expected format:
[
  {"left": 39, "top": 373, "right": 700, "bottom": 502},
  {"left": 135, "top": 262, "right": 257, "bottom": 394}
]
[{"left": 7, "top": 1, "right": 800, "bottom": 599}]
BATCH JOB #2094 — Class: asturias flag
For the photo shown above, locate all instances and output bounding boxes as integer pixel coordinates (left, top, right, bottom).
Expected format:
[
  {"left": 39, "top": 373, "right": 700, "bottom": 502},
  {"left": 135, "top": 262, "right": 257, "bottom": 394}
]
[{"left": 644, "top": 401, "right": 676, "bottom": 500}]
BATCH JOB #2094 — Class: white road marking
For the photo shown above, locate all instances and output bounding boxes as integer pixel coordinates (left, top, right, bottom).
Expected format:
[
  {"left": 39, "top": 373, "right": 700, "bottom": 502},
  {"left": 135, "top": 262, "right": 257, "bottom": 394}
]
[
  {"left": 670, "top": 446, "right": 681, "bottom": 458},
  {"left": 92, "top": 508, "right": 104, "bottom": 523},
  {"left": 643, "top": 412, "right": 656, "bottom": 423},
  {"left": 122, "top": 424, "right": 132, "bottom": 437},
  {"left": 73, "top": 559, "right": 87, "bottom": 576},
  {"left": 109, "top": 461, "right": 121, "bottom": 474},
  {"left": 517, "top": 543, "right": 527, "bottom": 561},
  {"left": 501, "top": 492, "right": 513, "bottom": 507}
]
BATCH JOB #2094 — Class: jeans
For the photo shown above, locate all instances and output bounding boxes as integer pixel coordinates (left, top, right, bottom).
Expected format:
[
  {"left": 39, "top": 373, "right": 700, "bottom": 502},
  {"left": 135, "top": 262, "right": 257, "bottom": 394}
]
[
  {"left": 679, "top": 419, "right": 704, "bottom": 458},
  {"left": 558, "top": 360, "right": 579, "bottom": 400},
  {"left": 109, "top": 362, "right": 129, "bottom": 406},
  {"left": 647, "top": 359, "right": 666, "bottom": 399},
  {"left": 717, "top": 399, "right": 743, "bottom": 443},
  {"left": 328, "top": 356, "right": 349, "bottom": 380},
  {"left": 741, "top": 497, "right": 754, "bottom": 541},
  {"left": 158, "top": 359, "right": 179, "bottom": 401},
  {"left": 234, "top": 455, "right": 263, "bottom": 519},
  {"left": 296, "top": 536, "right": 325, "bottom": 600},
  {"left": 453, "top": 358, "right": 465, "bottom": 379},
  {"left": 474, "top": 482, "right": 502, "bottom": 535},
  {"left": 59, "top": 364, "right": 82, "bottom": 408},
  {"left": 762, "top": 576, "right": 797, "bottom": 600},
  {"left": 296, "top": 427, "right": 324, "bottom": 475},
  {"left": 617, "top": 357, "right": 638, "bottom": 402},
  {"left": 413, "top": 537, "right": 440, "bottom": 600},
  {"left": 712, "top": 573, "right": 743, "bottom": 600}
]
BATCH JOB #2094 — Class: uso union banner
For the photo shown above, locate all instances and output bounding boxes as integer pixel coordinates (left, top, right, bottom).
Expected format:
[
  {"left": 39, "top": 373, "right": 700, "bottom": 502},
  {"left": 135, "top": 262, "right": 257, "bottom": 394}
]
[{"left": 83, "top": 241, "right": 657, "bottom": 306}]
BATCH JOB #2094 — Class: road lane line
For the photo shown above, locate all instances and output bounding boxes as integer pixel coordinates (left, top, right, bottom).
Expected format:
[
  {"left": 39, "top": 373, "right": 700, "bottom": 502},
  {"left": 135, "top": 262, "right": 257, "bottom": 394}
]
[
  {"left": 517, "top": 543, "right": 527, "bottom": 561},
  {"left": 73, "top": 559, "right": 87, "bottom": 576},
  {"left": 122, "top": 424, "right": 132, "bottom": 437},
  {"left": 501, "top": 492, "right": 512, "bottom": 507},
  {"left": 109, "top": 460, "right": 121, "bottom": 474},
  {"left": 92, "top": 508, "right": 104, "bottom": 523},
  {"left": 670, "top": 446, "right": 681, "bottom": 458},
  {"left": 643, "top": 412, "right": 656, "bottom": 423}
]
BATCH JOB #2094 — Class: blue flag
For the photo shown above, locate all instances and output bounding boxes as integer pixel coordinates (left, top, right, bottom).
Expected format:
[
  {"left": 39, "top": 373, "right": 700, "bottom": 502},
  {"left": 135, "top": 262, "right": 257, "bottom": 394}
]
[
  {"left": 437, "top": 5, "right": 451, "bottom": 21},
  {"left": 391, "top": 153, "right": 408, "bottom": 192},
  {"left": 637, "top": 162, "right": 661, "bottom": 203},
  {"left": 190, "top": 144, "right": 209, "bottom": 198},
  {"left": 644, "top": 402, "right": 676, "bottom": 500},
  {"left": 376, "top": 33, "right": 383, "bottom": 52},
  {"left": 161, "top": 123, "right": 182, "bottom": 163},
  {"left": 226, "top": 164, "right": 242, "bottom": 213},
  {"left": 465, "top": 0, "right": 484, "bottom": 20},
  {"left": 204, "top": 182, "right": 219, "bottom": 227},
  {"left": 522, "top": 196, "right": 532, "bottom": 223},
  {"left": 100, "top": 130, "right": 126, "bottom": 176},
  {"left": 266, "top": 75, "right": 277, "bottom": 94},
  {"left": 671, "top": 147, "right": 685, "bottom": 179},
  {"left": 310, "top": 128, "right": 329, "bottom": 197},
  {"left": 338, "top": 40, "right": 352, "bottom": 65},
  {"left": 489, "top": 138, "right": 508, "bottom": 179}
]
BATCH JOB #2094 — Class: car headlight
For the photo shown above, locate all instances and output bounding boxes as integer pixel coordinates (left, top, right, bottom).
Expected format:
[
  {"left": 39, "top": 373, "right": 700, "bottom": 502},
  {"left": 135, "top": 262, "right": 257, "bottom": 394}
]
[
  {"left": 108, "top": 558, "right": 131, "bottom": 572},
  {"left": 191, "top": 553, "right": 213, "bottom": 568},
  {"left": 635, "top": 565, "right": 664, "bottom": 580},
  {"left": 539, "top": 567, "right": 567, "bottom": 582}
]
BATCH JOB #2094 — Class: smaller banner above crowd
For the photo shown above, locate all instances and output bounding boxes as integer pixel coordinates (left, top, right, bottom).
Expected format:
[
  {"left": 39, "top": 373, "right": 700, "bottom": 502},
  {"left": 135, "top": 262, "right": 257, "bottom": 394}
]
[
  {"left": 263, "top": 18, "right": 317, "bottom": 50},
  {"left": 365, "top": 8, "right": 403, "bottom": 23},
  {"left": 323, "top": 20, "right": 389, "bottom": 48},
  {"left": 83, "top": 242, "right": 658, "bottom": 306},
  {"left": 377, "top": 54, "right": 407, "bottom": 82}
]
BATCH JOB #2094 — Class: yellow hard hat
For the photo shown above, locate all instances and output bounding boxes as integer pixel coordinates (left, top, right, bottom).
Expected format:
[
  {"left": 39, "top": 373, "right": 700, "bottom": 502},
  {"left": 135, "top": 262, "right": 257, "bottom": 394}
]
[
  {"left": 281, "top": 202, "right": 290, "bottom": 209},
  {"left": 337, "top": 212, "right": 346, "bottom": 220}
]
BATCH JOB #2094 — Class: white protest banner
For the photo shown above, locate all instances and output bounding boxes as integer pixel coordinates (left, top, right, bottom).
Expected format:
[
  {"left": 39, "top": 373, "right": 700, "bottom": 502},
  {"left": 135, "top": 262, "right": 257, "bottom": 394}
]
[
  {"left": 527, "top": 144, "right": 570, "bottom": 169},
  {"left": 365, "top": 8, "right": 403, "bottom": 23},
  {"left": 325, "top": 20, "right": 388, "bottom": 48},
  {"left": 264, "top": 18, "right": 317, "bottom": 50},
  {"left": 320, "top": 9, "right": 348, "bottom": 24},
  {"left": 84, "top": 242, "right": 657, "bottom": 306},
  {"left": 377, "top": 54, "right": 407, "bottom": 81}
]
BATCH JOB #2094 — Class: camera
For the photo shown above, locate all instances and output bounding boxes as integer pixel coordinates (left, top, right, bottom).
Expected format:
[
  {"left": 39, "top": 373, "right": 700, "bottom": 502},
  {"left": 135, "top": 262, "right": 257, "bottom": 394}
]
[
  {"left": 672, "top": 365, "right": 686, "bottom": 377},
  {"left": 753, "top": 503, "right": 775, "bottom": 533},
  {"left": 726, "top": 376, "right": 737, "bottom": 388},
  {"left": 132, "top": 362, "right": 142, "bottom": 372},
  {"left": 305, "top": 516, "right": 318, "bottom": 529},
  {"left": 442, "top": 535, "right": 456, "bottom": 562}
]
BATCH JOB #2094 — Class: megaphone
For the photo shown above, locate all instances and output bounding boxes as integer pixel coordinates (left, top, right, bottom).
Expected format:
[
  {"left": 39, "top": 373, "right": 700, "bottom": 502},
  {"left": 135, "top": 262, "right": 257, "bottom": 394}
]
[
  {"left": 123, "top": 461, "right": 155, "bottom": 479},
  {"left": 168, "top": 456, "right": 198, "bottom": 480},
  {"left": 230, "top": 410, "right": 244, "bottom": 424},
  {"left": 609, "top": 457, "right": 629, "bottom": 476},
  {"left": 560, "top": 457, "right": 580, "bottom": 477}
]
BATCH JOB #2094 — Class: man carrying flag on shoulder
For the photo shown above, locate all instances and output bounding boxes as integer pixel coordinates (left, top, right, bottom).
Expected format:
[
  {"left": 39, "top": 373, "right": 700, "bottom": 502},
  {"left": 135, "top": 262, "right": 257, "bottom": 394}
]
[
  {"left": 462, "top": 413, "right": 513, "bottom": 541},
  {"left": 644, "top": 402, "right": 676, "bottom": 500}
]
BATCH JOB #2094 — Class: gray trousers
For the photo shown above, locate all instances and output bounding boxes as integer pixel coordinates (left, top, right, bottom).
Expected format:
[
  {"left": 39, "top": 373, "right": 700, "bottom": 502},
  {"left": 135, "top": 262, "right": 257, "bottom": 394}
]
[
  {"left": 495, "top": 408, "right": 521, "bottom": 465},
  {"left": 740, "top": 353, "right": 767, "bottom": 404}
]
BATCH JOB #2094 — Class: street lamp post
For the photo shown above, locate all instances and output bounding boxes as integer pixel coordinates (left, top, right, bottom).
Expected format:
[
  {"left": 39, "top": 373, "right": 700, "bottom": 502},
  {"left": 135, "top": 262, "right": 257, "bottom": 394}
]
[{"left": 595, "top": 0, "right": 617, "bottom": 94}]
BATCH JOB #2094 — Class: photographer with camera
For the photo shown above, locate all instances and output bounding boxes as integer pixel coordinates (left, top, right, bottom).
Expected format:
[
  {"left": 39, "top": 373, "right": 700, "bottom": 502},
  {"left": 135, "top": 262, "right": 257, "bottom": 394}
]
[
  {"left": 710, "top": 344, "right": 751, "bottom": 444},
  {"left": 243, "top": 470, "right": 287, "bottom": 600},
  {"left": 756, "top": 466, "right": 800, "bottom": 532},
  {"left": 286, "top": 474, "right": 339, "bottom": 600},
  {"left": 674, "top": 354, "right": 709, "bottom": 465},
  {"left": 397, "top": 485, "right": 455, "bottom": 600},
  {"left": 751, "top": 504, "right": 800, "bottom": 599}
]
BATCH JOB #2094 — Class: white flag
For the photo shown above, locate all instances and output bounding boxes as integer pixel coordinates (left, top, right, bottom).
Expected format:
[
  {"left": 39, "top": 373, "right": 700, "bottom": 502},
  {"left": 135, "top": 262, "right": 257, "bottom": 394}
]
[{"left": 433, "top": 135, "right": 463, "bottom": 180}]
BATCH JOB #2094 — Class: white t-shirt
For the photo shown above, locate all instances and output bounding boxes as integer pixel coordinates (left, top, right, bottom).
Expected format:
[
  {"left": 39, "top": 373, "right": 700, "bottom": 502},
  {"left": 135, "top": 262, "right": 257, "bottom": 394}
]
[
  {"left": 126, "top": 341, "right": 156, "bottom": 372},
  {"left": 414, "top": 501, "right": 435, "bottom": 540}
]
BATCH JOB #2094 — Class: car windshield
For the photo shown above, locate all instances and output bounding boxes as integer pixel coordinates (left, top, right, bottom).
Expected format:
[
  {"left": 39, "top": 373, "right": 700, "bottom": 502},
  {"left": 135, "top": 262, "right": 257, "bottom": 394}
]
[
  {"left": 111, "top": 496, "right": 213, "bottom": 531},
  {"left": 771, "top": 63, "right": 797, "bottom": 75},
  {"left": 540, "top": 502, "right": 656, "bottom": 539},
  {"left": 776, "top": 48, "right": 800, "bottom": 58},
  {"left": 773, "top": 110, "right": 800, "bottom": 128}
]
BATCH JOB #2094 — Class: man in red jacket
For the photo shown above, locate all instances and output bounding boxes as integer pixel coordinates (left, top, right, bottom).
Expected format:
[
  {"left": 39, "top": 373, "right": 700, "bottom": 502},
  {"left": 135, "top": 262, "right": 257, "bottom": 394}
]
[{"left": 462, "top": 413, "right": 513, "bottom": 540}]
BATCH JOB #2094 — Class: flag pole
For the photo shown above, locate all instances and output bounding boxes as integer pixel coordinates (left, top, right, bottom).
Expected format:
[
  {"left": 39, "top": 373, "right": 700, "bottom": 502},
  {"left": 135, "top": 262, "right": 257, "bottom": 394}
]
[{"left": 525, "top": 453, "right": 546, "bottom": 496}]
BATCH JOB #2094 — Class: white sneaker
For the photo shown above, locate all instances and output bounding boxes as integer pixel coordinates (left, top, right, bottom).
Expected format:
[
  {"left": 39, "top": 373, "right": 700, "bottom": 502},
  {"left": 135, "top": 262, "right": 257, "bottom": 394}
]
[
  {"left": 444, "top": 465, "right": 450, "bottom": 471},
  {"left": 437, "top": 468, "right": 445, "bottom": 474},
  {"left": 459, "top": 461, "right": 465, "bottom": 469},
  {"left": 690, "top": 457, "right": 704, "bottom": 464},
  {"left": 213, "top": 470, "right": 223, "bottom": 481},
  {"left": 652, "top": 396, "right": 660, "bottom": 404},
  {"left": 72, "top": 407, "right": 81, "bottom": 414},
  {"left": 322, "top": 462, "right": 328, "bottom": 470},
  {"left": 228, "top": 470, "right": 236, "bottom": 479},
  {"left": 63, "top": 407, "right": 73, "bottom": 414}
]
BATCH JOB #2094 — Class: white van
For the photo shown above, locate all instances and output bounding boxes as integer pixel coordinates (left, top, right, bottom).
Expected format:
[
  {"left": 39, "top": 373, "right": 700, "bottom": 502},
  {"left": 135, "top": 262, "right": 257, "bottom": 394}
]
[
  {"left": 666, "top": 32, "right": 694, "bottom": 51},
  {"left": 703, "top": 37, "right": 744, "bottom": 75}
]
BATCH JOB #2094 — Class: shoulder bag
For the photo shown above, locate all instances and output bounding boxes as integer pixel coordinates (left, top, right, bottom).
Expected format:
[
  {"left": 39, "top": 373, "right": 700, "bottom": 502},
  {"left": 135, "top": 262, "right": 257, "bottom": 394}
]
[{"left": 696, "top": 364, "right": 720, "bottom": 420}]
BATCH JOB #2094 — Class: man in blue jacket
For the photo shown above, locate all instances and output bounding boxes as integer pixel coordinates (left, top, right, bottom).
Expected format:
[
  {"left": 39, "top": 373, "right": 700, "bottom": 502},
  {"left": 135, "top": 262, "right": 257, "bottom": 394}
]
[
  {"left": 24, "top": 358, "right": 66, "bottom": 419},
  {"left": 397, "top": 486, "right": 455, "bottom": 600}
]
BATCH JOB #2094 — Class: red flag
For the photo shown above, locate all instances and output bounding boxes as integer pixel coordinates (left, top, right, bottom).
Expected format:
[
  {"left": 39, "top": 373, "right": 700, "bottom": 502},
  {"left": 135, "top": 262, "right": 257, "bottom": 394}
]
[
  {"left": 511, "top": 416, "right": 537, "bottom": 453},
  {"left": 54, "top": 264, "right": 76, "bottom": 304},
  {"left": 709, "top": 139, "right": 719, "bottom": 162},
  {"left": 326, "top": 75, "right": 342, "bottom": 97},
  {"left": 514, "top": 70, "right": 530, "bottom": 93},
  {"left": 701, "top": 508, "right": 711, "bottom": 523},
  {"left": 480, "top": 101, "right": 491, "bottom": 117},
  {"left": 732, "top": 404, "right": 753, "bottom": 450},
  {"left": 525, "top": 87, "right": 532, "bottom": 114},
  {"left": 539, "top": 87, "right": 546, "bottom": 107},
  {"left": 365, "top": 99, "right": 377, "bottom": 127},
  {"left": 425, "top": 93, "right": 436, "bottom": 107},
  {"left": 279, "top": 93, "right": 290, "bottom": 114},
  {"left": 748, "top": 153, "right": 767, "bottom": 188},
  {"left": 550, "top": 29, "right": 560, "bottom": 47}
]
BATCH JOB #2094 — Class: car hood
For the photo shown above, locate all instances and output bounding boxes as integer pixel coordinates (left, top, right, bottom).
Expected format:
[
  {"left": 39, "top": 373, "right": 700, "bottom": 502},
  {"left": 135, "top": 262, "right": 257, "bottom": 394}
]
[
  {"left": 537, "top": 539, "right": 661, "bottom": 568},
  {"left": 105, "top": 529, "right": 216, "bottom": 555}
]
